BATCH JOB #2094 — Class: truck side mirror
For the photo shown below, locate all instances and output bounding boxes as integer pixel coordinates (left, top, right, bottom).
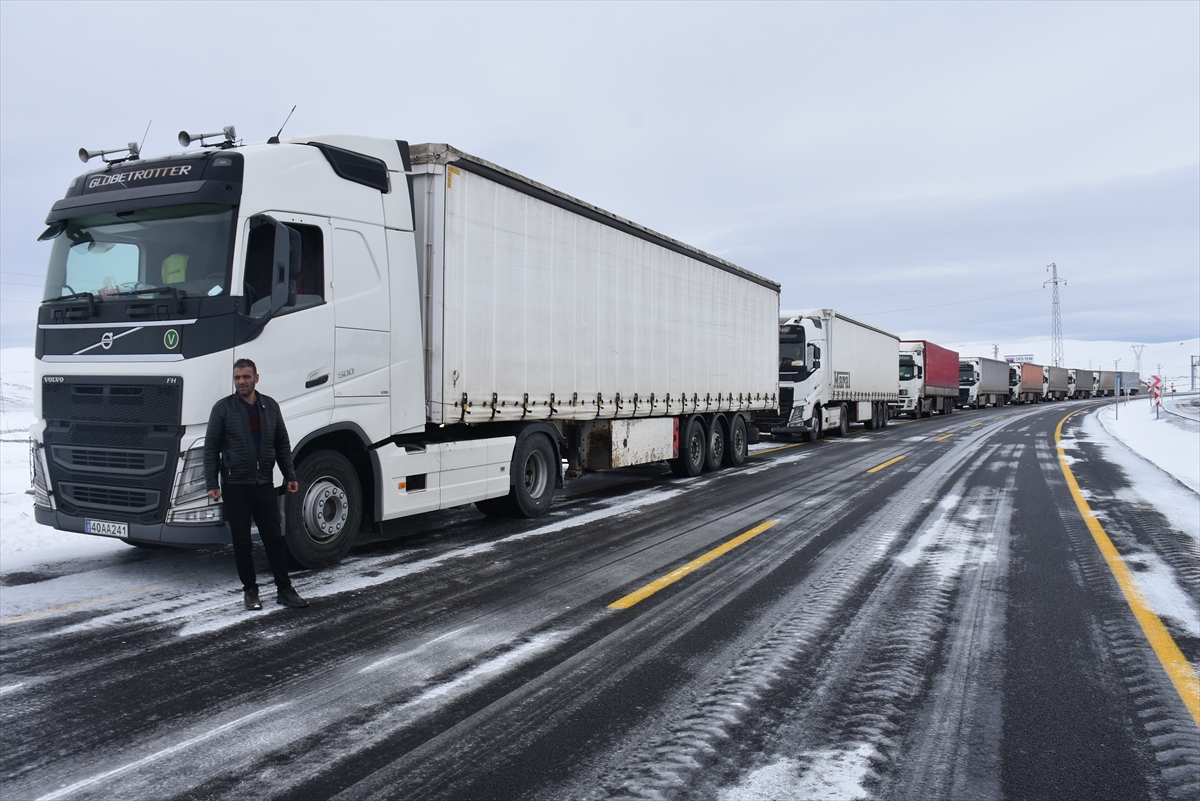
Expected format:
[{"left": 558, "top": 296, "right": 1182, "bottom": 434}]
[{"left": 269, "top": 222, "right": 292, "bottom": 314}]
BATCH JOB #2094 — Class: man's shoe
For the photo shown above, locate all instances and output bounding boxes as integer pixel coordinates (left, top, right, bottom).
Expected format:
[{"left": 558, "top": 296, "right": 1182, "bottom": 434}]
[
  {"left": 244, "top": 588, "right": 262, "bottom": 611},
  {"left": 276, "top": 587, "right": 309, "bottom": 608}
]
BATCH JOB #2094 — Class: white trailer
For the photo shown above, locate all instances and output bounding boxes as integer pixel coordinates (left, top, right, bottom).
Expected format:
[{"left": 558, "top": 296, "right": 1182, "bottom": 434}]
[
  {"left": 959, "top": 357, "right": 1008, "bottom": 408},
  {"left": 762, "top": 309, "right": 899, "bottom": 440},
  {"left": 31, "top": 135, "right": 779, "bottom": 566},
  {"left": 1043, "top": 365, "right": 1070, "bottom": 401},
  {"left": 1096, "top": 371, "right": 1117, "bottom": 397}
]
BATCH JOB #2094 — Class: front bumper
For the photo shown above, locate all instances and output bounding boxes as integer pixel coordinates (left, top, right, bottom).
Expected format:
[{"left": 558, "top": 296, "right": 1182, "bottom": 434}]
[{"left": 35, "top": 506, "right": 231, "bottom": 547}]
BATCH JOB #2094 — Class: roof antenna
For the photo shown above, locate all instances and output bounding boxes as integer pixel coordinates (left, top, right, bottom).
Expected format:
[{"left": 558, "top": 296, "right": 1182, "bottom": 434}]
[
  {"left": 138, "top": 120, "right": 152, "bottom": 157},
  {"left": 268, "top": 105, "right": 296, "bottom": 144}
]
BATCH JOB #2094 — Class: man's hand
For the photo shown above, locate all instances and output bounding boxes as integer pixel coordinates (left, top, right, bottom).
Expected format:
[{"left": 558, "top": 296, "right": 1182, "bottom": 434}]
[
  {"left": 207, "top": 488, "right": 221, "bottom": 501},
  {"left": 286, "top": 481, "right": 299, "bottom": 494}
]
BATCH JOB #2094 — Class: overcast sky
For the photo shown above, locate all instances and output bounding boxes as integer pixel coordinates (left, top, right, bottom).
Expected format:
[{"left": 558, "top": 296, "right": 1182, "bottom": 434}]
[{"left": 1, "top": 1, "right": 1197, "bottom": 350}]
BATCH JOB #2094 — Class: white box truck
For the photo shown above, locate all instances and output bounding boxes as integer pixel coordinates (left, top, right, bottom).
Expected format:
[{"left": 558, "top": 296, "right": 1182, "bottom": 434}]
[
  {"left": 1043, "top": 365, "right": 1070, "bottom": 401},
  {"left": 762, "top": 309, "right": 898, "bottom": 441},
  {"left": 959, "top": 356, "right": 1009, "bottom": 408},
  {"left": 31, "top": 134, "right": 780, "bottom": 566}
]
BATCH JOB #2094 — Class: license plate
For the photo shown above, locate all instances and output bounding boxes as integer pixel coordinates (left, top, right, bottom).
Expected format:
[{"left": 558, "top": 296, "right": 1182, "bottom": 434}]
[{"left": 85, "top": 519, "right": 128, "bottom": 538}]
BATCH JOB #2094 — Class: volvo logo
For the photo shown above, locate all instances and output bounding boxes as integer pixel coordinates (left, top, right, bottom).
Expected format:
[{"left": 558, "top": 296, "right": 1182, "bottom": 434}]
[
  {"left": 163, "top": 329, "right": 179, "bottom": 349},
  {"left": 100, "top": 332, "right": 114, "bottom": 350}
]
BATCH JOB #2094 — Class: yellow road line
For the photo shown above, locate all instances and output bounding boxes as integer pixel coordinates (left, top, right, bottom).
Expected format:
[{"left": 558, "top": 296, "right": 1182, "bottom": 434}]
[
  {"left": 609, "top": 520, "right": 780, "bottom": 609},
  {"left": 867, "top": 455, "right": 906, "bottom": 473},
  {"left": 936, "top": 433, "right": 954, "bottom": 442},
  {"left": 970, "top": 422, "right": 984, "bottom": 428},
  {"left": 0, "top": 578, "right": 204, "bottom": 627},
  {"left": 1055, "top": 411, "right": 1200, "bottom": 727}
]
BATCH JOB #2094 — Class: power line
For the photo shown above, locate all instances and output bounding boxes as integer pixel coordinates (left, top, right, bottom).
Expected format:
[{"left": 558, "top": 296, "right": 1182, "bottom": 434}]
[{"left": 849, "top": 288, "right": 1043, "bottom": 317}]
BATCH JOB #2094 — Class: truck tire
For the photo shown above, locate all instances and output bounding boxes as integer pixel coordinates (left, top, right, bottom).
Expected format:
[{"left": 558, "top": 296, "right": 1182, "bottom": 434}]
[
  {"left": 704, "top": 415, "right": 726, "bottom": 472},
  {"left": 285, "top": 449, "right": 361, "bottom": 568},
  {"left": 670, "top": 416, "right": 706, "bottom": 477},
  {"left": 880, "top": 403, "right": 889, "bottom": 427},
  {"left": 802, "top": 406, "right": 822, "bottom": 443},
  {"left": 723, "top": 414, "right": 748, "bottom": 467},
  {"left": 834, "top": 404, "right": 849, "bottom": 437},
  {"left": 864, "top": 403, "right": 878, "bottom": 430},
  {"left": 509, "top": 433, "right": 556, "bottom": 518}
]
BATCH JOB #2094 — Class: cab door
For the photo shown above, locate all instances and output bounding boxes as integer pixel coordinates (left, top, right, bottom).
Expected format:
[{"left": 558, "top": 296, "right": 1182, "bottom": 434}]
[{"left": 234, "top": 213, "right": 335, "bottom": 444}]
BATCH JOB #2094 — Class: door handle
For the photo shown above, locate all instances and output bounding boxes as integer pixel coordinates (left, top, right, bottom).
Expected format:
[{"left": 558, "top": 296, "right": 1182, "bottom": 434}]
[{"left": 305, "top": 374, "right": 329, "bottom": 389}]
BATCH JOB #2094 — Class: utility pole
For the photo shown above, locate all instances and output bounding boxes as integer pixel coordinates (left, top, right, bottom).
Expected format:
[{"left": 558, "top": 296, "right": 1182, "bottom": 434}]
[
  {"left": 1114, "top": 358, "right": 1121, "bottom": 419},
  {"left": 1044, "top": 263, "right": 1066, "bottom": 368},
  {"left": 992, "top": 344, "right": 999, "bottom": 360}
]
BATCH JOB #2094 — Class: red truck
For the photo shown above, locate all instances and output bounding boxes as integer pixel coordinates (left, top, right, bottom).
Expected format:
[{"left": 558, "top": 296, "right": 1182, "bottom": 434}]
[{"left": 895, "top": 340, "right": 960, "bottom": 418}]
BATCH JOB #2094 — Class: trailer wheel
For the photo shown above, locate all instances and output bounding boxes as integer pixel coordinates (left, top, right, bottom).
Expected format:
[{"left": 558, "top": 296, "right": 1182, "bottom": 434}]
[
  {"left": 880, "top": 403, "right": 889, "bottom": 427},
  {"left": 704, "top": 415, "right": 726, "bottom": 471},
  {"left": 285, "top": 450, "right": 361, "bottom": 569},
  {"left": 510, "top": 434, "right": 556, "bottom": 518},
  {"left": 670, "top": 416, "right": 706, "bottom": 477},
  {"left": 834, "top": 404, "right": 849, "bottom": 437},
  {"left": 802, "top": 406, "right": 822, "bottom": 443},
  {"left": 723, "top": 414, "right": 748, "bottom": 467}
]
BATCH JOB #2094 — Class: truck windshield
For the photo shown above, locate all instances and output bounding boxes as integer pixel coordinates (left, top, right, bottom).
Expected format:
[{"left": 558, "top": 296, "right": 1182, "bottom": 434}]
[
  {"left": 959, "top": 365, "right": 977, "bottom": 385},
  {"left": 43, "top": 204, "right": 235, "bottom": 302},
  {"left": 779, "top": 325, "right": 806, "bottom": 381},
  {"left": 899, "top": 356, "right": 916, "bottom": 381},
  {"left": 1009, "top": 369, "right": 1020, "bottom": 386}
]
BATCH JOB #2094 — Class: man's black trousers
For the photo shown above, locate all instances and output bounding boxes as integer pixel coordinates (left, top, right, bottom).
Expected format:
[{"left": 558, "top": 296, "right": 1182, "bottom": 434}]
[{"left": 223, "top": 483, "right": 292, "bottom": 592}]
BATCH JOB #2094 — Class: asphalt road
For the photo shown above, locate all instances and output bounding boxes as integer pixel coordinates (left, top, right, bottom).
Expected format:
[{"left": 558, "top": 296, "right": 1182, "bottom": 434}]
[{"left": 2, "top": 402, "right": 1198, "bottom": 801}]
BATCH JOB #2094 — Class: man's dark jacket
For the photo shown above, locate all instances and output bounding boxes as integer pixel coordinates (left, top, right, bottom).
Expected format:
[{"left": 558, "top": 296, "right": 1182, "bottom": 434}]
[{"left": 204, "top": 392, "right": 297, "bottom": 489}]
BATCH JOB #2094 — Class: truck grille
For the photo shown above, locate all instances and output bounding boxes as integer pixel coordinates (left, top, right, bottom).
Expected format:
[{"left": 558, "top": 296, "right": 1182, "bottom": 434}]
[
  {"left": 42, "top": 376, "right": 183, "bottom": 525},
  {"left": 58, "top": 483, "right": 161, "bottom": 514},
  {"left": 51, "top": 446, "right": 167, "bottom": 476}
]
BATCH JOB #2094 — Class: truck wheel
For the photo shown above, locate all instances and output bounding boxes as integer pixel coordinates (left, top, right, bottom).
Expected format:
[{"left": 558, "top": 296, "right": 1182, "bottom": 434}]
[
  {"left": 864, "top": 403, "right": 877, "bottom": 430},
  {"left": 285, "top": 450, "right": 361, "bottom": 569},
  {"left": 880, "top": 403, "right": 889, "bottom": 427},
  {"left": 704, "top": 415, "right": 726, "bottom": 471},
  {"left": 509, "top": 434, "right": 556, "bottom": 518},
  {"left": 802, "top": 406, "right": 822, "bottom": 443},
  {"left": 670, "top": 416, "right": 706, "bottom": 477},
  {"left": 723, "top": 414, "right": 748, "bottom": 467},
  {"left": 834, "top": 404, "right": 849, "bottom": 437}
]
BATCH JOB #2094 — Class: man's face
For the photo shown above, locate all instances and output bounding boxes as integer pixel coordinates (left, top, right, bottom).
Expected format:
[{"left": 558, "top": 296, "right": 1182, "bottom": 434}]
[{"left": 233, "top": 367, "right": 258, "bottom": 398}]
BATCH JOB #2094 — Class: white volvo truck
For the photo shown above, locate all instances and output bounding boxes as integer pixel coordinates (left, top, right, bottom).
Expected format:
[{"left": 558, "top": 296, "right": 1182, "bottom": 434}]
[
  {"left": 760, "top": 309, "right": 899, "bottom": 441},
  {"left": 31, "top": 133, "right": 780, "bottom": 566}
]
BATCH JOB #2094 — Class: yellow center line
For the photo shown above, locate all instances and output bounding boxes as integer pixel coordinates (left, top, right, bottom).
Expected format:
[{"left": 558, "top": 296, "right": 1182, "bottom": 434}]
[
  {"left": 0, "top": 577, "right": 208, "bottom": 627},
  {"left": 609, "top": 519, "right": 780, "bottom": 609},
  {"left": 970, "top": 422, "right": 984, "bottom": 428},
  {"left": 866, "top": 455, "right": 906, "bottom": 473},
  {"left": 1055, "top": 411, "right": 1200, "bottom": 727},
  {"left": 936, "top": 433, "right": 954, "bottom": 442}
]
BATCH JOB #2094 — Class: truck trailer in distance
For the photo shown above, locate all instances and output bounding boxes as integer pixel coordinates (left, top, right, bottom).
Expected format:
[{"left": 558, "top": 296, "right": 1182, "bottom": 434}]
[
  {"left": 1043, "top": 365, "right": 1070, "bottom": 401},
  {"left": 31, "top": 135, "right": 780, "bottom": 566},
  {"left": 896, "top": 340, "right": 959, "bottom": 418},
  {"left": 1095, "top": 371, "right": 1117, "bottom": 397},
  {"left": 1010, "top": 362, "right": 1044, "bottom": 404},
  {"left": 959, "top": 357, "right": 1009, "bottom": 409},
  {"left": 1069, "top": 369, "right": 1095, "bottom": 399},
  {"left": 766, "top": 309, "right": 898, "bottom": 441}
]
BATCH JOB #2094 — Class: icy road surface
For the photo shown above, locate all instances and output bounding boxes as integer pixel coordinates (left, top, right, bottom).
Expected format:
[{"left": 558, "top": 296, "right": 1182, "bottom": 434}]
[{"left": 2, "top": 398, "right": 1198, "bottom": 800}]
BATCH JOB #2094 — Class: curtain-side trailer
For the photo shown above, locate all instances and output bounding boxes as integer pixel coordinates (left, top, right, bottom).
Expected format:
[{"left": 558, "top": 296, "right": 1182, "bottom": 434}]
[
  {"left": 1069, "top": 369, "right": 1096, "bottom": 399},
  {"left": 1009, "top": 362, "right": 1044, "bottom": 404},
  {"left": 1043, "top": 365, "right": 1069, "bottom": 400},
  {"left": 31, "top": 135, "right": 780, "bottom": 566}
]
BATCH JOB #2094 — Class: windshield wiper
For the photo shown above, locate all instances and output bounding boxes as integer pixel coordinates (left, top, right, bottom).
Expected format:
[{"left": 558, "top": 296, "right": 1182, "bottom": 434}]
[{"left": 44, "top": 291, "right": 96, "bottom": 303}]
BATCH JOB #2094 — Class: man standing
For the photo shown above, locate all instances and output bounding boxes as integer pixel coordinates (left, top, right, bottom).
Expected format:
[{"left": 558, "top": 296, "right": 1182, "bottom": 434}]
[{"left": 205, "top": 359, "right": 309, "bottom": 610}]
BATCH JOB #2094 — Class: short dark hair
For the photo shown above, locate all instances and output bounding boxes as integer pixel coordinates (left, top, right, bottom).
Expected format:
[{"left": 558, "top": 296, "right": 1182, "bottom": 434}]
[{"left": 233, "top": 358, "right": 258, "bottom": 374}]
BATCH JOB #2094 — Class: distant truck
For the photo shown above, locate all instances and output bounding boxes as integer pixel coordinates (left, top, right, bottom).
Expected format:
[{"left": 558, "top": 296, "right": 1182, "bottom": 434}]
[
  {"left": 1119, "top": 372, "right": 1141, "bottom": 395},
  {"left": 1068, "top": 369, "right": 1095, "bottom": 399},
  {"left": 767, "top": 309, "right": 899, "bottom": 440},
  {"left": 895, "top": 340, "right": 959, "bottom": 418},
  {"left": 1095, "top": 371, "right": 1117, "bottom": 397},
  {"left": 959, "top": 357, "right": 1009, "bottom": 408},
  {"left": 1043, "top": 365, "right": 1070, "bottom": 401},
  {"left": 1009, "top": 362, "right": 1044, "bottom": 404}
]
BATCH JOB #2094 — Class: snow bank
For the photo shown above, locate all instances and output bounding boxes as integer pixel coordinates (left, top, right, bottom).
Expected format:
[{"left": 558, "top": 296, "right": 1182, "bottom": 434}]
[{"left": 1095, "top": 395, "right": 1199, "bottom": 493}]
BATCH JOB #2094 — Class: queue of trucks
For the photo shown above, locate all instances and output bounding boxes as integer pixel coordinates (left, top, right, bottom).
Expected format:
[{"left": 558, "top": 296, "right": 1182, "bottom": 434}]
[{"left": 27, "top": 130, "right": 1136, "bottom": 565}]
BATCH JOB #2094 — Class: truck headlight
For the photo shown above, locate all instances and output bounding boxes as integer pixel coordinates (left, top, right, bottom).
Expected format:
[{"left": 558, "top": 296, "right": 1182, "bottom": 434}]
[{"left": 174, "top": 442, "right": 209, "bottom": 505}]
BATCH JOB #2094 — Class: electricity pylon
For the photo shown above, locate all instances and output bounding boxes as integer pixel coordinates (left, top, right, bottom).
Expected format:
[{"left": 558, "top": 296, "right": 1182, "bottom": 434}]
[{"left": 1044, "top": 263, "right": 1065, "bottom": 367}]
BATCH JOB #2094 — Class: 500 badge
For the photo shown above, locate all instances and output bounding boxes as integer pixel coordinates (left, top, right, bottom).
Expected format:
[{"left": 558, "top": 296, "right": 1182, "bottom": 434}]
[{"left": 163, "top": 329, "right": 180, "bottom": 350}]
